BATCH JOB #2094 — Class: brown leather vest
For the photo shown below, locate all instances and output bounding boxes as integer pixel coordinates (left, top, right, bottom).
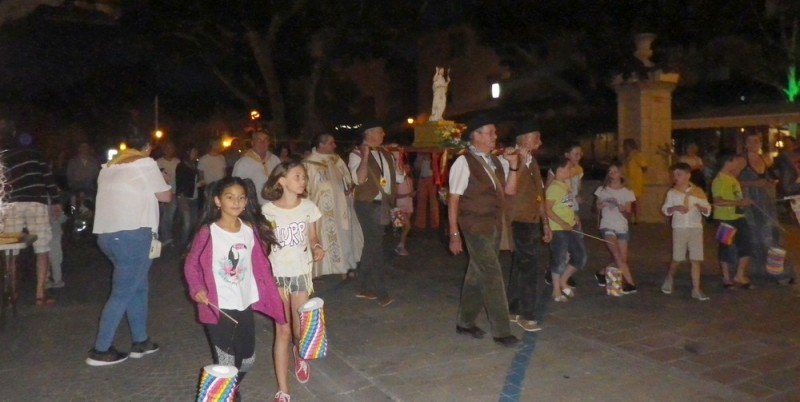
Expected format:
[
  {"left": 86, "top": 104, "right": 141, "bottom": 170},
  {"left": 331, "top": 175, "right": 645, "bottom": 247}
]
[
  {"left": 458, "top": 152, "right": 506, "bottom": 235},
  {"left": 508, "top": 157, "right": 544, "bottom": 223},
  {"left": 352, "top": 149, "right": 397, "bottom": 206}
]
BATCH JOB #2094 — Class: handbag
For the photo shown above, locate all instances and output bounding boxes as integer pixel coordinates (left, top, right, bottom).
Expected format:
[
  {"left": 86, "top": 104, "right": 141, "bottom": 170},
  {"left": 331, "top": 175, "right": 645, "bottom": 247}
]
[{"left": 149, "top": 232, "right": 162, "bottom": 259}]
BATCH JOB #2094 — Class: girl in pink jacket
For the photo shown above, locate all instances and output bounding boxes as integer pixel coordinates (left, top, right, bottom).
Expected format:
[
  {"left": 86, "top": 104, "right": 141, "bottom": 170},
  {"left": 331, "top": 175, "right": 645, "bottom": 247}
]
[{"left": 184, "top": 177, "right": 286, "bottom": 399}]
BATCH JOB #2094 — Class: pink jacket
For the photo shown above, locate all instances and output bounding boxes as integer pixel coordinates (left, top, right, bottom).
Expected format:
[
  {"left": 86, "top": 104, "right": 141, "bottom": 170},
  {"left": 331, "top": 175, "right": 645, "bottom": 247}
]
[{"left": 183, "top": 224, "right": 287, "bottom": 325}]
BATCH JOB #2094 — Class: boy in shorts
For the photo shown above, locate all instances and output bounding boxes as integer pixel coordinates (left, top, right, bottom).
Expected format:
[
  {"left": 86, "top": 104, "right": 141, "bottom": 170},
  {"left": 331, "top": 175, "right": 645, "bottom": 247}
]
[
  {"left": 711, "top": 153, "right": 754, "bottom": 289},
  {"left": 660, "top": 162, "right": 712, "bottom": 301}
]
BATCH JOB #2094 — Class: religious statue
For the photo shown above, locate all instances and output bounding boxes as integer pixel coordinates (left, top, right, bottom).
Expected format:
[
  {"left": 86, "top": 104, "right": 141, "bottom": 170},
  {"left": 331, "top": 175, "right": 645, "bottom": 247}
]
[{"left": 430, "top": 66, "right": 450, "bottom": 122}]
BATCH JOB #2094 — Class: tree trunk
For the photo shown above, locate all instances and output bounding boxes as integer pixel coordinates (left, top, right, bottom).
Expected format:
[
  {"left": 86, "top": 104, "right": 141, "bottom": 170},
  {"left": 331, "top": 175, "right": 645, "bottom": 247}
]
[
  {"left": 245, "top": 29, "right": 287, "bottom": 140},
  {"left": 302, "top": 34, "right": 328, "bottom": 140}
]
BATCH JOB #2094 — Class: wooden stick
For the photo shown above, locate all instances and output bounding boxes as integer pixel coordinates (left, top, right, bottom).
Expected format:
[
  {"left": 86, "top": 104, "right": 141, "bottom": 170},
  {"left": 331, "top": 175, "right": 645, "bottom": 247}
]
[
  {"left": 208, "top": 302, "right": 239, "bottom": 325},
  {"left": 572, "top": 230, "right": 615, "bottom": 244},
  {"left": 751, "top": 203, "right": 788, "bottom": 233}
]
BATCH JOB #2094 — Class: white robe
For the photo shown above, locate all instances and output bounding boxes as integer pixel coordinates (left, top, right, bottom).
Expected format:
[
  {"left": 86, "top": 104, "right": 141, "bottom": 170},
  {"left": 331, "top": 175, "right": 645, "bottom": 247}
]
[{"left": 304, "top": 150, "right": 364, "bottom": 277}]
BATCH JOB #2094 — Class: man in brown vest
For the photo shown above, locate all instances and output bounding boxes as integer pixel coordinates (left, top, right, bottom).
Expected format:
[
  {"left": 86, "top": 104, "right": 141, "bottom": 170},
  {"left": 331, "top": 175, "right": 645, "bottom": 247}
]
[
  {"left": 448, "top": 115, "right": 521, "bottom": 347},
  {"left": 506, "top": 121, "right": 551, "bottom": 333},
  {"left": 348, "top": 122, "right": 401, "bottom": 307}
]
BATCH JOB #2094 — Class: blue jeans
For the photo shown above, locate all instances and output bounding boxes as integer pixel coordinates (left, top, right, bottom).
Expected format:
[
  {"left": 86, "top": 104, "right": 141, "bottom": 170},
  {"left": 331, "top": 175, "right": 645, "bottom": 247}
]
[
  {"left": 550, "top": 229, "right": 587, "bottom": 275},
  {"left": 159, "top": 197, "right": 177, "bottom": 243},
  {"left": 94, "top": 227, "right": 153, "bottom": 351}
]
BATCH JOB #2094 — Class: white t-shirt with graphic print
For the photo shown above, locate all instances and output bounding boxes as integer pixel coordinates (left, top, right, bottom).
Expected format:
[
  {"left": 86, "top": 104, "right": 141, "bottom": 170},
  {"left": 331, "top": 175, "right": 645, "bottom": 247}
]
[
  {"left": 210, "top": 221, "right": 259, "bottom": 311},
  {"left": 261, "top": 198, "right": 322, "bottom": 278}
]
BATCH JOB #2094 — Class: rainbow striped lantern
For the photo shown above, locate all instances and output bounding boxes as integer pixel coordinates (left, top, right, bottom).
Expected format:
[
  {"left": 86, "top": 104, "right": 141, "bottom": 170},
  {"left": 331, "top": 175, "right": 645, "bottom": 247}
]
[
  {"left": 715, "top": 223, "right": 736, "bottom": 245},
  {"left": 298, "top": 297, "right": 328, "bottom": 360},
  {"left": 196, "top": 364, "right": 238, "bottom": 402},
  {"left": 766, "top": 247, "right": 786, "bottom": 275},
  {"left": 605, "top": 266, "right": 623, "bottom": 297}
]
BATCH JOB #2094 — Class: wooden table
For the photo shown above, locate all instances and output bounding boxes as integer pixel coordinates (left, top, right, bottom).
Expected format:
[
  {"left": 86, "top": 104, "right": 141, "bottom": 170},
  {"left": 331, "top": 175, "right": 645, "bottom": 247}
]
[{"left": 0, "top": 234, "right": 37, "bottom": 329}]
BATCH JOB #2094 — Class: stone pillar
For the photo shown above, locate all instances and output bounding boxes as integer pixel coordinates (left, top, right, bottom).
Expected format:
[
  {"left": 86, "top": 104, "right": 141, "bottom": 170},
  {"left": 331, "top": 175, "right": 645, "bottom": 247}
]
[{"left": 615, "top": 79, "right": 679, "bottom": 223}]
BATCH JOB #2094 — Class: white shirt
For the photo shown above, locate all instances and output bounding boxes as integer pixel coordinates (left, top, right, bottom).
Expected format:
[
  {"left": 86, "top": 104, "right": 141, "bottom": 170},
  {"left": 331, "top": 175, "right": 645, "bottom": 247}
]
[
  {"left": 661, "top": 185, "right": 711, "bottom": 228},
  {"left": 347, "top": 150, "right": 405, "bottom": 201},
  {"left": 261, "top": 198, "right": 322, "bottom": 277},
  {"left": 210, "top": 221, "right": 259, "bottom": 311},
  {"left": 197, "top": 153, "right": 227, "bottom": 185},
  {"left": 232, "top": 152, "right": 281, "bottom": 205},
  {"left": 156, "top": 157, "right": 180, "bottom": 191},
  {"left": 449, "top": 148, "right": 510, "bottom": 195},
  {"left": 594, "top": 186, "right": 636, "bottom": 232},
  {"left": 93, "top": 157, "right": 171, "bottom": 234}
]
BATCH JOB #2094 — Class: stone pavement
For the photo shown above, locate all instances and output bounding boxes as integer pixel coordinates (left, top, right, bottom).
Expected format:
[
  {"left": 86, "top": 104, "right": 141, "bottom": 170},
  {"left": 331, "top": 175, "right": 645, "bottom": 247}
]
[{"left": 1, "top": 221, "right": 799, "bottom": 401}]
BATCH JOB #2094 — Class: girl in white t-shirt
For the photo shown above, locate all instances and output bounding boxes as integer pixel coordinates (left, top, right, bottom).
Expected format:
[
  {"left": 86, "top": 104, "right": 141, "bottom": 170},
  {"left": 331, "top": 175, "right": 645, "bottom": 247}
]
[
  {"left": 261, "top": 161, "right": 324, "bottom": 402},
  {"left": 593, "top": 162, "right": 637, "bottom": 293}
]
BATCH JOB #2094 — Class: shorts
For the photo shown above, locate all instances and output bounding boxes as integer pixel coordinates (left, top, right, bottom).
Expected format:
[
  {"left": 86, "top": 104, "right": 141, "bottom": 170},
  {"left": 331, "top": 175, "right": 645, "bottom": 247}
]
[
  {"left": 276, "top": 273, "right": 313, "bottom": 296},
  {"left": 672, "top": 227, "right": 703, "bottom": 262},
  {"left": 599, "top": 228, "right": 629, "bottom": 242},
  {"left": 2, "top": 202, "right": 52, "bottom": 253},
  {"left": 549, "top": 229, "right": 587, "bottom": 275},
  {"left": 717, "top": 218, "right": 751, "bottom": 265}
]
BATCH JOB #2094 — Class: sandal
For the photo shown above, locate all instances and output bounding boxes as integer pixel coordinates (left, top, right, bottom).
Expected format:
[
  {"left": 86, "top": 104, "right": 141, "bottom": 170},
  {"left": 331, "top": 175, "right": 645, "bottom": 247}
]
[
  {"left": 35, "top": 297, "right": 56, "bottom": 306},
  {"left": 733, "top": 281, "right": 753, "bottom": 290},
  {"left": 553, "top": 295, "right": 569, "bottom": 303},
  {"left": 561, "top": 287, "right": 575, "bottom": 298}
]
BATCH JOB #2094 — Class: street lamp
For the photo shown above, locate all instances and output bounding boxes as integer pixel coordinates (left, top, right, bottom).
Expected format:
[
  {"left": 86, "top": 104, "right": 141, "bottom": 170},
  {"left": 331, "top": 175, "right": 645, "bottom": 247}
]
[
  {"left": 250, "top": 110, "right": 260, "bottom": 120},
  {"left": 154, "top": 130, "right": 164, "bottom": 139}
]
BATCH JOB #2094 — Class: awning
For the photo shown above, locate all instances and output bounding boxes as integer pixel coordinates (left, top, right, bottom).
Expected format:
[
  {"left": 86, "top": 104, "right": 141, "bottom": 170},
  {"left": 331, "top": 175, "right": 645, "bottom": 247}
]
[{"left": 672, "top": 102, "right": 800, "bottom": 130}]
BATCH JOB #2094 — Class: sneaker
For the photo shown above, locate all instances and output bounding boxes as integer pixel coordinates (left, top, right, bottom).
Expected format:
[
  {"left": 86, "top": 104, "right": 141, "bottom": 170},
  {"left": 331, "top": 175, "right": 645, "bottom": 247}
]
[
  {"left": 595, "top": 272, "right": 606, "bottom": 287},
  {"left": 129, "top": 337, "right": 160, "bottom": 358},
  {"left": 509, "top": 314, "right": 520, "bottom": 323},
  {"left": 621, "top": 282, "right": 637, "bottom": 294},
  {"left": 394, "top": 244, "right": 409, "bottom": 256},
  {"left": 378, "top": 297, "right": 394, "bottom": 307},
  {"left": 46, "top": 280, "right": 65, "bottom": 289},
  {"left": 274, "top": 391, "right": 291, "bottom": 402},
  {"left": 516, "top": 319, "right": 542, "bottom": 332},
  {"left": 355, "top": 292, "right": 378, "bottom": 300},
  {"left": 691, "top": 289, "right": 710, "bottom": 301},
  {"left": 86, "top": 346, "right": 129, "bottom": 366},
  {"left": 544, "top": 271, "right": 552, "bottom": 285},
  {"left": 293, "top": 346, "right": 310, "bottom": 384},
  {"left": 661, "top": 277, "right": 673, "bottom": 295}
]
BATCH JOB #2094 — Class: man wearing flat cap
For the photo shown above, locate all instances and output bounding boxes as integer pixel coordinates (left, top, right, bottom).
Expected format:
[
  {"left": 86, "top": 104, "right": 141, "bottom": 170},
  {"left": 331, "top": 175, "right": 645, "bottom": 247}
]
[
  {"left": 505, "top": 121, "right": 550, "bottom": 333},
  {"left": 348, "top": 121, "right": 403, "bottom": 307},
  {"left": 448, "top": 115, "right": 521, "bottom": 347}
]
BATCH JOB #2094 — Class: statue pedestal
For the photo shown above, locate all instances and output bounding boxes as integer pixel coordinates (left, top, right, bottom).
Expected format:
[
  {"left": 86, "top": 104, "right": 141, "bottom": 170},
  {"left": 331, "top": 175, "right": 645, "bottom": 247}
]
[
  {"left": 615, "top": 79, "right": 679, "bottom": 223},
  {"left": 413, "top": 122, "right": 440, "bottom": 148}
]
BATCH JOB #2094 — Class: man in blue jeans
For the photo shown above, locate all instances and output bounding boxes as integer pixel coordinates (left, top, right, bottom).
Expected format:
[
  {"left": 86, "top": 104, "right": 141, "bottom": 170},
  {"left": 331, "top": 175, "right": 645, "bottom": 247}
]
[
  {"left": 505, "top": 121, "right": 550, "bottom": 332},
  {"left": 87, "top": 133, "right": 172, "bottom": 366}
]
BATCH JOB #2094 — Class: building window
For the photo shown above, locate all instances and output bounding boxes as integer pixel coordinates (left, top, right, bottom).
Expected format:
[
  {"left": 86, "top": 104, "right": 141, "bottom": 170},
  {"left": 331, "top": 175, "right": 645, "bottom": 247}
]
[{"left": 491, "top": 83, "right": 501, "bottom": 99}]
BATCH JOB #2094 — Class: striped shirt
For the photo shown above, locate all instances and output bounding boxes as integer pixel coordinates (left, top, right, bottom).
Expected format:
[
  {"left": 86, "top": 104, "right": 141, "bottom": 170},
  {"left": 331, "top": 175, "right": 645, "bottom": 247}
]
[{"left": 2, "top": 148, "right": 59, "bottom": 204}]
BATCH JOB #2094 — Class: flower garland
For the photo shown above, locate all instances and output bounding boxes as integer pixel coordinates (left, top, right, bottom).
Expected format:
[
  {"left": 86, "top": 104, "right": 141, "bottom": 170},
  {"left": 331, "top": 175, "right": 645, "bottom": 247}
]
[{"left": 434, "top": 120, "right": 468, "bottom": 148}]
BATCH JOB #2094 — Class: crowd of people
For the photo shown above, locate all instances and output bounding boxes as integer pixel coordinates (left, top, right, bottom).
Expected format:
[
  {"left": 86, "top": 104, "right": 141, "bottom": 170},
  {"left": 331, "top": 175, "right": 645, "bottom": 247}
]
[{"left": 2, "top": 118, "right": 800, "bottom": 401}]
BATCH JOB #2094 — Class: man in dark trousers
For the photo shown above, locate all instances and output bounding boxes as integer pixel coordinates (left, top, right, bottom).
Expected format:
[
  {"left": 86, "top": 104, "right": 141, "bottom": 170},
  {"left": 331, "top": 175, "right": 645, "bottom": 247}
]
[
  {"left": 447, "top": 115, "right": 521, "bottom": 347},
  {"left": 506, "top": 121, "right": 551, "bottom": 333},
  {"left": 348, "top": 121, "right": 402, "bottom": 307}
]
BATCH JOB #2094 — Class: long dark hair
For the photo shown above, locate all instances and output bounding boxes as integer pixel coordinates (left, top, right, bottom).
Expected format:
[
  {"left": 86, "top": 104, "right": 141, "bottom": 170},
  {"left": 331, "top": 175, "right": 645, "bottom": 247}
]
[{"left": 194, "top": 176, "right": 277, "bottom": 253}]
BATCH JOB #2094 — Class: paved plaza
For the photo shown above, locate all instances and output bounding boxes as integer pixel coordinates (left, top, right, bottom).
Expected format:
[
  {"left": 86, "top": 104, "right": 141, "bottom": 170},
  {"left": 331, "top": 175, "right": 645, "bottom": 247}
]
[{"left": 1, "top": 221, "right": 800, "bottom": 401}]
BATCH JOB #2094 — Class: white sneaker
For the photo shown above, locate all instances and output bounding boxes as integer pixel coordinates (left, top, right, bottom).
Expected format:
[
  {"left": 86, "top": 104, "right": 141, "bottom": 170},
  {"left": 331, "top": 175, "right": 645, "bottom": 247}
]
[
  {"left": 46, "top": 280, "right": 65, "bottom": 289},
  {"left": 661, "top": 277, "right": 673, "bottom": 294},
  {"left": 691, "top": 289, "right": 710, "bottom": 301}
]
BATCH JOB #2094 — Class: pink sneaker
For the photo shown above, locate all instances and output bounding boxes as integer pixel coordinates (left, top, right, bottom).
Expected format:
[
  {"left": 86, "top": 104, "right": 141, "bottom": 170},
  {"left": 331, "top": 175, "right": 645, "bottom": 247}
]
[
  {"left": 273, "top": 391, "right": 291, "bottom": 402},
  {"left": 293, "top": 346, "right": 310, "bottom": 384},
  {"left": 394, "top": 244, "right": 409, "bottom": 256}
]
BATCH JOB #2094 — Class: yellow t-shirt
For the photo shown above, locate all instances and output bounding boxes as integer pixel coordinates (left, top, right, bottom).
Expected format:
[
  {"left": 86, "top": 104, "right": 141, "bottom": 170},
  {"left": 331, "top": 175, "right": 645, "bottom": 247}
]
[
  {"left": 711, "top": 172, "right": 744, "bottom": 221},
  {"left": 625, "top": 151, "right": 647, "bottom": 196},
  {"left": 546, "top": 180, "right": 577, "bottom": 231}
]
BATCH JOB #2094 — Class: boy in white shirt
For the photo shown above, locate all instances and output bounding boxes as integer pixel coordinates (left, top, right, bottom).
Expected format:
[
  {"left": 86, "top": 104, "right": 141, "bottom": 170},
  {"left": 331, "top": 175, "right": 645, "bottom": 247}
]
[{"left": 660, "top": 162, "right": 712, "bottom": 301}]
